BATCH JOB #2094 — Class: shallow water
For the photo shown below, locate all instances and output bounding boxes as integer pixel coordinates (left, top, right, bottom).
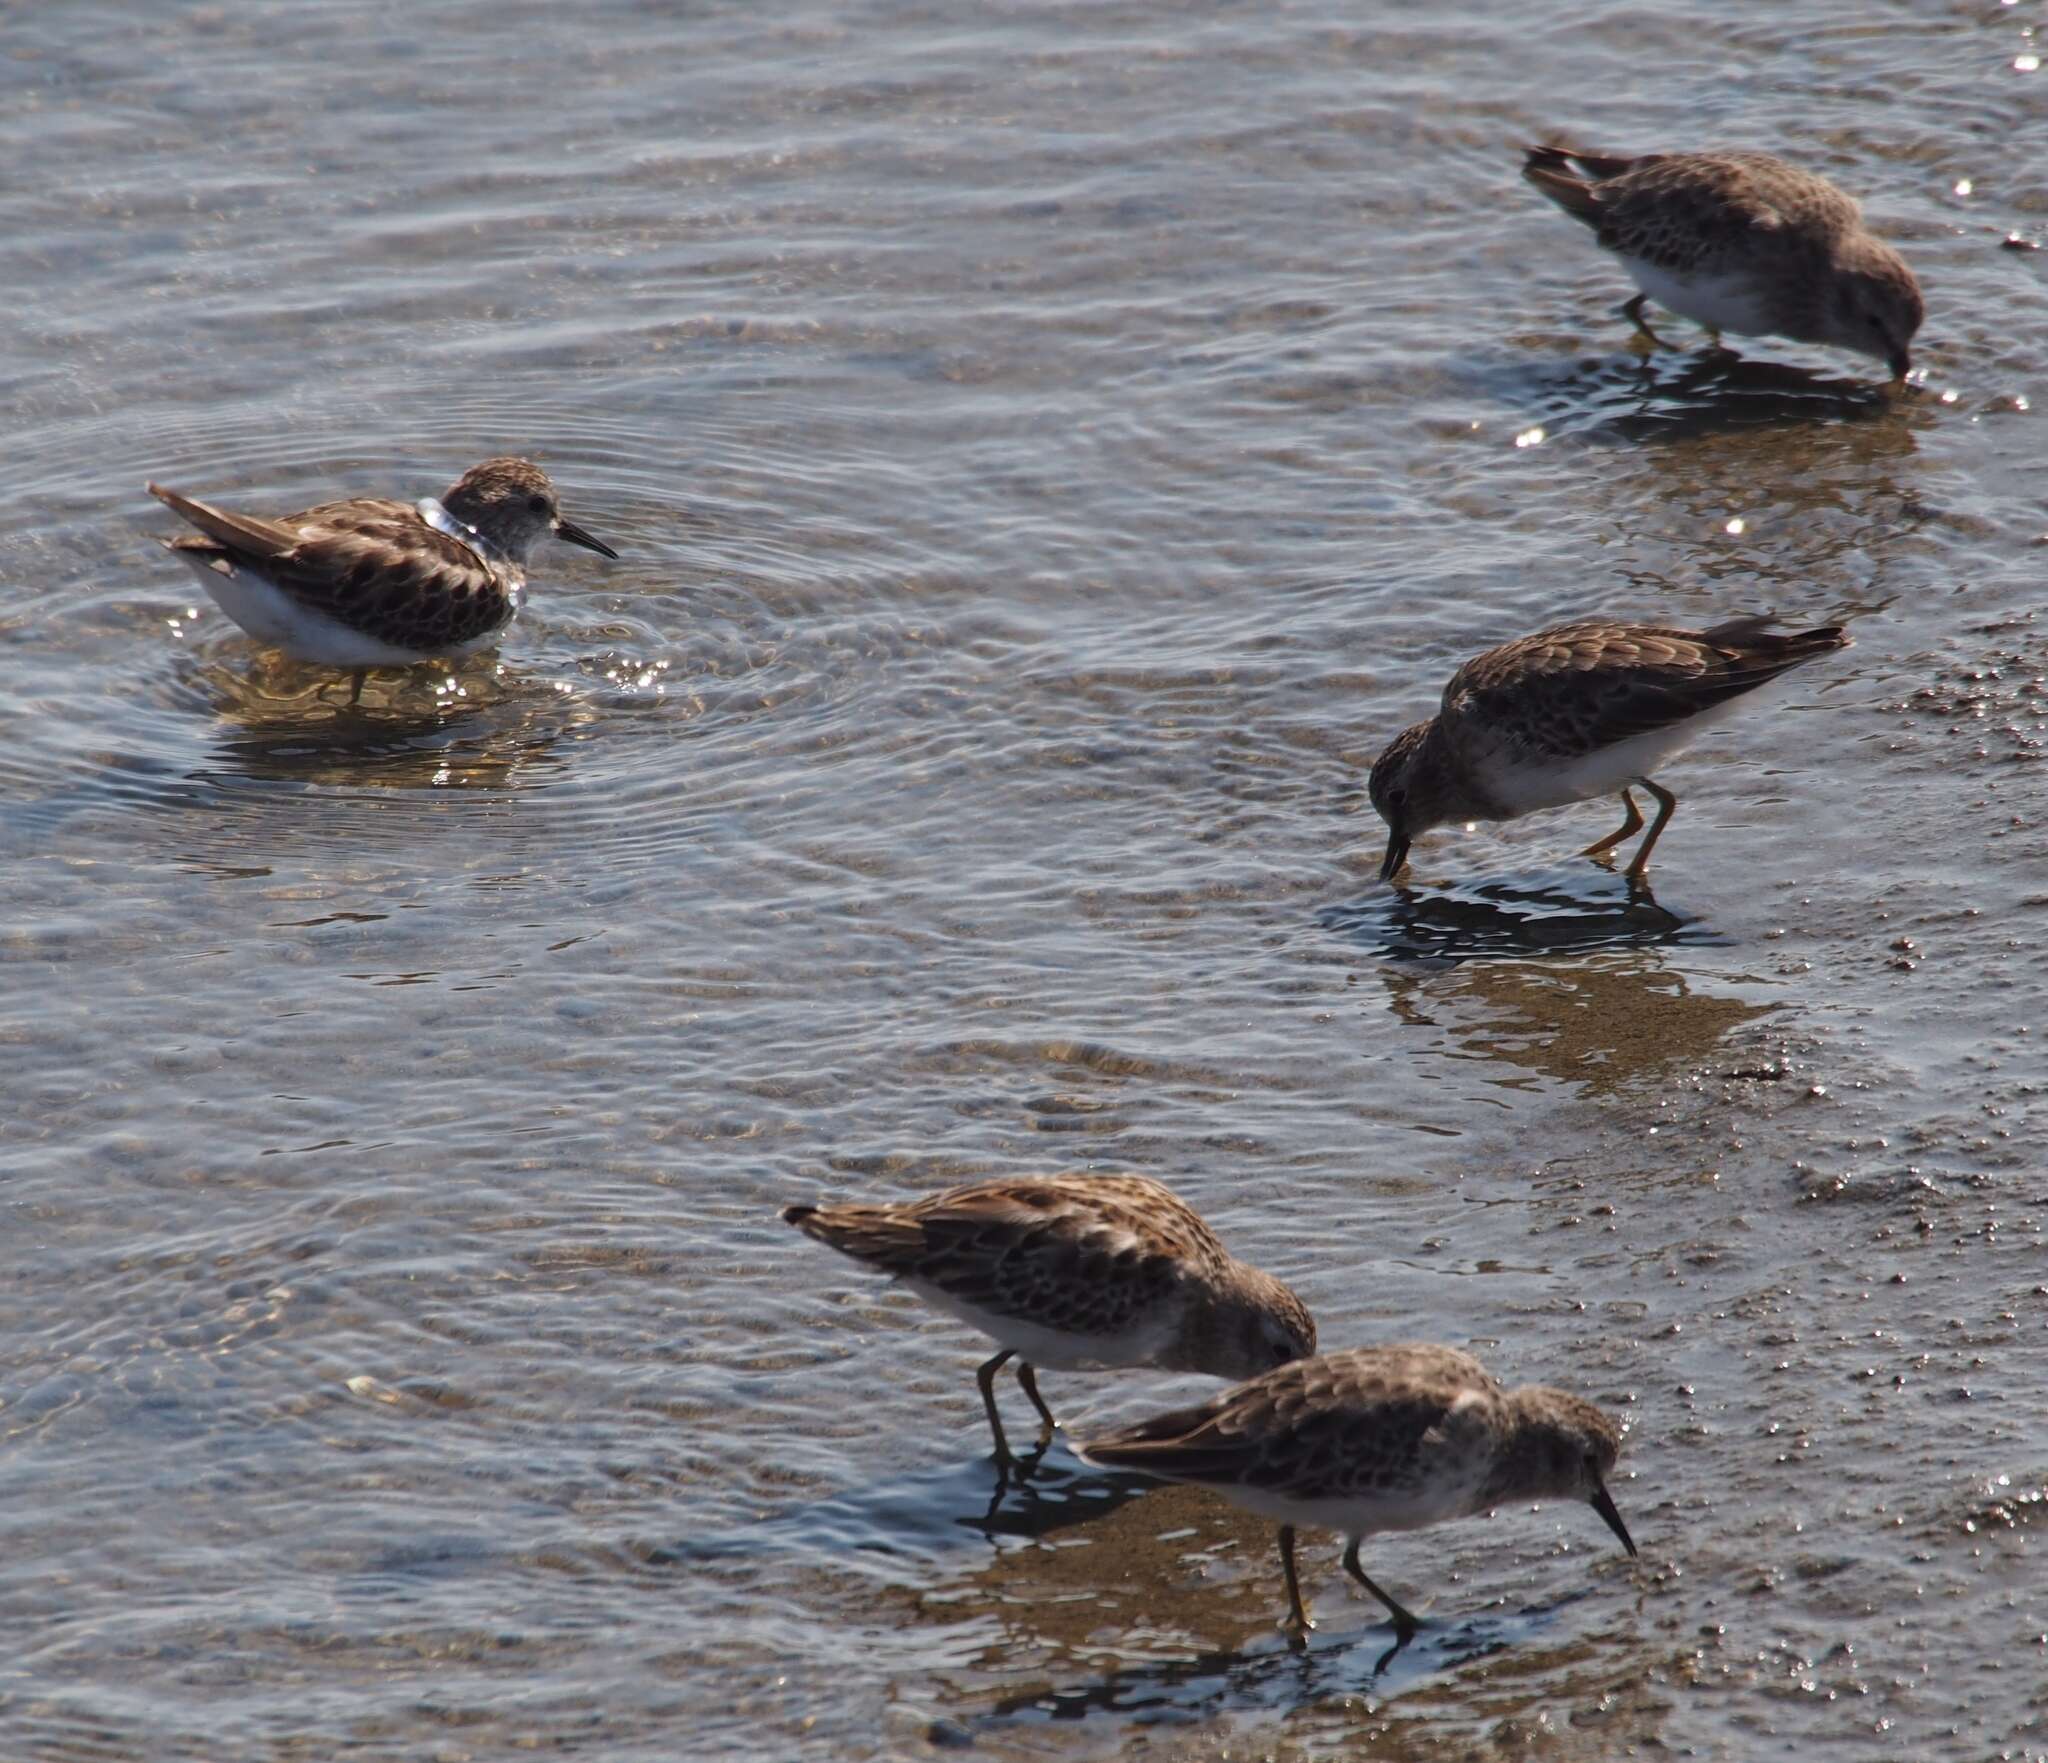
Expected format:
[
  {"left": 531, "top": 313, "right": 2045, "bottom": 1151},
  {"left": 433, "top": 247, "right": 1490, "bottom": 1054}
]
[{"left": 3, "top": 1, "right": 2046, "bottom": 1758}]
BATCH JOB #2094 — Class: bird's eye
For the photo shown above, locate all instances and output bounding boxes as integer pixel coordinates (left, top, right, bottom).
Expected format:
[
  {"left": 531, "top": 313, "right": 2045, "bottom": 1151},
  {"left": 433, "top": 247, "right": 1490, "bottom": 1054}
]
[{"left": 527, "top": 495, "right": 549, "bottom": 514}]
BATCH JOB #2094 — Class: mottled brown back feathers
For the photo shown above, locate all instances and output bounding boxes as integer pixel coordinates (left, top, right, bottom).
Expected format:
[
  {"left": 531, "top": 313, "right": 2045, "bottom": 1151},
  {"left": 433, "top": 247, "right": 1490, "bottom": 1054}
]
[
  {"left": 1522, "top": 145, "right": 1862, "bottom": 270},
  {"left": 149, "top": 481, "right": 515, "bottom": 650},
  {"left": 782, "top": 1175, "right": 1231, "bottom": 1340},
  {"left": 1444, "top": 618, "right": 1849, "bottom": 760}
]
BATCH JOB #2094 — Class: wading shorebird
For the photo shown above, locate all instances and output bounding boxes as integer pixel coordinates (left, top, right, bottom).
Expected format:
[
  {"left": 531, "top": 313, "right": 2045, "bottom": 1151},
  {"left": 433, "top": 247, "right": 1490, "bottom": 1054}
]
[
  {"left": 1368, "top": 617, "right": 1850, "bottom": 882},
  {"left": 784, "top": 1174, "right": 1316, "bottom": 1461},
  {"left": 148, "top": 456, "right": 618, "bottom": 700},
  {"left": 1081, "top": 1343, "right": 1637, "bottom": 1643},
  {"left": 1522, "top": 144, "right": 1923, "bottom": 380}
]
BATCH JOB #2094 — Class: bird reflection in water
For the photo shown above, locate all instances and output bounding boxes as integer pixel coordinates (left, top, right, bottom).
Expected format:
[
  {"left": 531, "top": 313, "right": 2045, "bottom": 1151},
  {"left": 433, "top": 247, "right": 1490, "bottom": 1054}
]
[
  {"left": 1529, "top": 344, "right": 1910, "bottom": 449},
  {"left": 976, "top": 1580, "right": 1613, "bottom": 1733},
  {"left": 195, "top": 663, "right": 581, "bottom": 794},
  {"left": 969, "top": 1445, "right": 1155, "bottom": 1543},
  {"left": 639, "top": 1442, "right": 1154, "bottom": 1581},
  {"left": 1333, "top": 874, "right": 1770, "bottom": 1096},
  {"left": 1324, "top": 866, "right": 1716, "bottom": 964}
]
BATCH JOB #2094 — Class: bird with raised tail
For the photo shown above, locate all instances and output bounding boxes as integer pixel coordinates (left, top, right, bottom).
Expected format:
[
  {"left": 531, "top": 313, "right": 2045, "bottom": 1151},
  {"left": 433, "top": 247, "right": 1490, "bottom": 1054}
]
[
  {"left": 1368, "top": 617, "right": 1851, "bottom": 882},
  {"left": 783, "top": 1174, "right": 1316, "bottom": 1461},
  {"left": 148, "top": 456, "right": 618, "bottom": 700},
  {"left": 1079, "top": 1343, "right": 1637, "bottom": 1642},
  {"left": 1522, "top": 144, "right": 1923, "bottom": 379}
]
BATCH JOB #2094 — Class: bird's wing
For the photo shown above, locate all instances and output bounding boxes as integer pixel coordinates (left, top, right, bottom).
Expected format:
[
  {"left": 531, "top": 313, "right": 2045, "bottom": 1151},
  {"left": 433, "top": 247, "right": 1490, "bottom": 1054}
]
[
  {"left": 151, "top": 485, "right": 509, "bottom": 644},
  {"left": 1442, "top": 620, "right": 1844, "bottom": 759},
  {"left": 789, "top": 1179, "right": 1205, "bottom": 1337},
  {"left": 1524, "top": 150, "right": 1813, "bottom": 266},
  {"left": 148, "top": 482, "right": 303, "bottom": 560},
  {"left": 1081, "top": 1347, "right": 1487, "bottom": 1495}
]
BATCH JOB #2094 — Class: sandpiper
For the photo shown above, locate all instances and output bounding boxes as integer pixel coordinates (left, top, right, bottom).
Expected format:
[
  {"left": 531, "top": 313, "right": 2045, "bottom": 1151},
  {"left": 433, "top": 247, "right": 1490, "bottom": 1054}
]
[
  {"left": 1080, "top": 1343, "right": 1636, "bottom": 1639},
  {"left": 1369, "top": 617, "right": 1851, "bottom": 882},
  {"left": 1522, "top": 144, "right": 1923, "bottom": 378},
  {"left": 783, "top": 1174, "right": 1317, "bottom": 1460},
  {"left": 148, "top": 457, "right": 618, "bottom": 700}
]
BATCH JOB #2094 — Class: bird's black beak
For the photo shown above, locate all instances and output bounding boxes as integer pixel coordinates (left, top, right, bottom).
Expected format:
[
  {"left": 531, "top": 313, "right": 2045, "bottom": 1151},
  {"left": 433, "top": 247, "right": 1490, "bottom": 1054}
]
[
  {"left": 555, "top": 517, "right": 619, "bottom": 560},
  {"left": 1378, "top": 827, "right": 1411, "bottom": 884},
  {"left": 1589, "top": 1476, "right": 1637, "bottom": 1558},
  {"left": 1888, "top": 349, "right": 1911, "bottom": 382}
]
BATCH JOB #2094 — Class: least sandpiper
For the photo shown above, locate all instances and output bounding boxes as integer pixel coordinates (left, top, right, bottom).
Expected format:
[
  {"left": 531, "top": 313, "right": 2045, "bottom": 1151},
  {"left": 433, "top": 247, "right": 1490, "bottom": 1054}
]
[
  {"left": 149, "top": 457, "right": 618, "bottom": 699},
  {"left": 783, "top": 1174, "right": 1317, "bottom": 1460},
  {"left": 1522, "top": 145, "right": 1923, "bottom": 378},
  {"left": 1080, "top": 1343, "right": 1636, "bottom": 1639},
  {"left": 1369, "top": 617, "right": 1851, "bottom": 881}
]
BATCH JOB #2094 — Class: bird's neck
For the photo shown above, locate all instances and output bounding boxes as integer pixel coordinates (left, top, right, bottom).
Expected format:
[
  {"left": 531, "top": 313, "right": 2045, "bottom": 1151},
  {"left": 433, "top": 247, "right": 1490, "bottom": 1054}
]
[
  {"left": 419, "top": 496, "right": 518, "bottom": 566},
  {"left": 1418, "top": 720, "right": 1510, "bottom": 822}
]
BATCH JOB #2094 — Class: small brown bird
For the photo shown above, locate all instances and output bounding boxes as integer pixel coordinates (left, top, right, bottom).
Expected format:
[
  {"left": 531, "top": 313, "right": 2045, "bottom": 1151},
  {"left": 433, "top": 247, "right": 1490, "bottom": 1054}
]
[
  {"left": 1522, "top": 144, "right": 1923, "bottom": 378},
  {"left": 1080, "top": 1344, "right": 1637, "bottom": 1639},
  {"left": 783, "top": 1174, "right": 1317, "bottom": 1459},
  {"left": 148, "top": 457, "right": 617, "bottom": 699},
  {"left": 1369, "top": 617, "right": 1851, "bottom": 881}
]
